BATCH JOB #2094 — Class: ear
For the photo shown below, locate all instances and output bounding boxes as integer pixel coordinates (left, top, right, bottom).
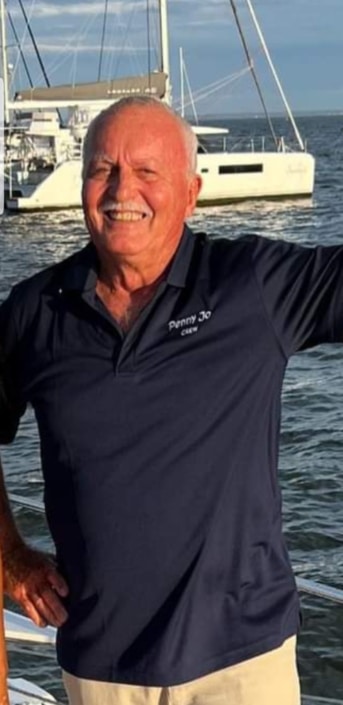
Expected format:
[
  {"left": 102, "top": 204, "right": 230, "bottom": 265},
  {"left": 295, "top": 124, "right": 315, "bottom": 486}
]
[{"left": 185, "top": 174, "right": 202, "bottom": 217}]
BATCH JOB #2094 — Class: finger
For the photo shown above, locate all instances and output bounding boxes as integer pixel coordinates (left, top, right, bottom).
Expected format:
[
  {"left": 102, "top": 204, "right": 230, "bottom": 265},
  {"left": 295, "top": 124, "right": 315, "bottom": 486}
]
[
  {"left": 46, "top": 568, "right": 69, "bottom": 597},
  {"left": 33, "top": 594, "right": 62, "bottom": 628},
  {"left": 35, "top": 588, "right": 68, "bottom": 627},
  {"left": 22, "top": 598, "right": 48, "bottom": 628}
]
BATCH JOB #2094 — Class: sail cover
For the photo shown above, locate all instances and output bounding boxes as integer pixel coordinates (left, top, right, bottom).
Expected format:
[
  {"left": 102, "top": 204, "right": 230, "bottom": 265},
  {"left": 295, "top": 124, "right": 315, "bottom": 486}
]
[{"left": 14, "top": 72, "right": 167, "bottom": 103}]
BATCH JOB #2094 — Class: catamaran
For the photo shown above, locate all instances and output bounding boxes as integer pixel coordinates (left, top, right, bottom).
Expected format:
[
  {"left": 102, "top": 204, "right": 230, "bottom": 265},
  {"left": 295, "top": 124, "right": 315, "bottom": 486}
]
[{"left": 1, "top": 0, "right": 315, "bottom": 212}]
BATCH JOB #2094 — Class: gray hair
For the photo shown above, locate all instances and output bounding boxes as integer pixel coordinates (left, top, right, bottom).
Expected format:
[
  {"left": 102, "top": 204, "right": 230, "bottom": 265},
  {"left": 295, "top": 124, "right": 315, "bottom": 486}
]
[{"left": 82, "top": 96, "right": 198, "bottom": 179}]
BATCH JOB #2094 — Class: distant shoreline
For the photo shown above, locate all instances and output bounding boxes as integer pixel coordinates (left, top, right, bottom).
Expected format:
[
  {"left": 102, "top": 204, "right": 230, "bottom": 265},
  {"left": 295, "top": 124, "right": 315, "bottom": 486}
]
[{"left": 198, "top": 112, "right": 343, "bottom": 120}]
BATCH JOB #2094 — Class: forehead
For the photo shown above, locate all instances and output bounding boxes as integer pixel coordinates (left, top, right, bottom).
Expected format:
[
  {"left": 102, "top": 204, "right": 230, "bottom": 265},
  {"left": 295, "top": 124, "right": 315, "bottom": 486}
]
[{"left": 91, "top": 107, "right": 187, "bottom": 160}]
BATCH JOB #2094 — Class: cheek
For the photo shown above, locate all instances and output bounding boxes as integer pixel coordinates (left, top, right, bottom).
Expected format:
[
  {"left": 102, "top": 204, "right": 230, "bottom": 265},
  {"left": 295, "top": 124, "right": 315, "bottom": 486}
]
[
  {"left": 148, "top": 182, "right": 186, "bottom": 216},
  {"left": 82, "top": 183, "right": 93, "bottom": 212},
  {"left": 82, "top": 181, "right": 103, "bottom": 211}
]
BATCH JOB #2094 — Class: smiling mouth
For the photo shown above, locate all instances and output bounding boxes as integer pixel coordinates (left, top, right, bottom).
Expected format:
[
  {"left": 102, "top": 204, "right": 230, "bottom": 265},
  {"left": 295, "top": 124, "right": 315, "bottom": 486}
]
[{"left": 104, "top": 210, "right": 148, "bottom": 222}]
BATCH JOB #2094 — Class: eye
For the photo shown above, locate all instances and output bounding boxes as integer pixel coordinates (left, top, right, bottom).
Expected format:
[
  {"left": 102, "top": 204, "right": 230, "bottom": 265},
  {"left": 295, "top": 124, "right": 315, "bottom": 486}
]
[
  {"left": 88, "top": 164, "right": 114, "bottom": 179},
  {"left": 138, "top": 167, "right": 156, "bottom": 178}
]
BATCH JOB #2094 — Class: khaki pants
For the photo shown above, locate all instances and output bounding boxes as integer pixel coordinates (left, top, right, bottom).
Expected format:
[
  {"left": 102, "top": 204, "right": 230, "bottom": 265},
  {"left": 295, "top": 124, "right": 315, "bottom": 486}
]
[{"left": 63, "top": 636, "right": 300, "bottom": 705}]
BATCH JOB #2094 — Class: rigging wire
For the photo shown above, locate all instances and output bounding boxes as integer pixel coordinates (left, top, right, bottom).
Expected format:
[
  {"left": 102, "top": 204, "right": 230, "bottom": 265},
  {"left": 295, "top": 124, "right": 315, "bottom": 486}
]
[
  {"left": 104, "top": 4, "right": 143, "bottom": 80},
  {"left": 16, "top": 0, "right": 63, "bottom": 123},
  {"left": 44, "top": 12, "right": 99, "bottom": 84},
  {"left": 98, "top": 0, "right": 109, "bottom": 82},
  {"left": 16, "top": 0, "right": 50, "bottom": 88},
  {"left": 9, "top": 0, "right": 37, "bottom": 91},
  {"left": 229, "top": 0, "right": 278, "bottom": 147},
  {"left": 146, "top": 0, "right": 151, "bottom": 90},
  {"left": 102, "top": 2, "right": 118, "bottom": 79},
  {"left": 150, "top": 0, "right": 160, "bottom": 72},
  {"left": 7, "top": 8, "right": 33, "bottom": 88},
  {"left": 244, "top": 0, "right": 305, "bottom": 151},
  {"left": 104, "top": 2, "right": 158, "bottom": 81},
  {"left": 102, "top": 4, "right": 117, "bottom": 79},
  {"left": 112, "top": 4, "right": 140, "bottom": 79},
  {"left": 178, "top": 49, "right": 198, "bottom": 122},
  {"left": 173, "top": 67, "right": 251, "bottom": 113}
]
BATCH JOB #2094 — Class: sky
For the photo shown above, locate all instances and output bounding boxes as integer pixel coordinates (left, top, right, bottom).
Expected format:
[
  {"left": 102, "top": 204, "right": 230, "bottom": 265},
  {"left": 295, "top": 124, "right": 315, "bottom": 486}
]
[{"left": 3, "top": 0, "right": 343, "bottom": 116}]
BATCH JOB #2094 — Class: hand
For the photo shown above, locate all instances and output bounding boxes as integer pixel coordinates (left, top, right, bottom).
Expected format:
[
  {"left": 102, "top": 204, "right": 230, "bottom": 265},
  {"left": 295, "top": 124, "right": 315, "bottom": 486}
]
[{"left": 2, "top": 543, "right": 69, "bottom": 628}]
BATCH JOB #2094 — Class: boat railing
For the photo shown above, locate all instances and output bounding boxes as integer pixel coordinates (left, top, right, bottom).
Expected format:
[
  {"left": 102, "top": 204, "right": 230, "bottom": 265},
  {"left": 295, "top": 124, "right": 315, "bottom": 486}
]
[
  {"left": 198, "top": 133, "right": 304, "bottom": 155},
  {"left": 296, "top": 577, "right": 343, "bottom": 605},
  {"left": 56, "top": 142, "right": 82, "bottom": 163},
  {"left": 69, "top": 142, "right": 82, "bottom": 160}
]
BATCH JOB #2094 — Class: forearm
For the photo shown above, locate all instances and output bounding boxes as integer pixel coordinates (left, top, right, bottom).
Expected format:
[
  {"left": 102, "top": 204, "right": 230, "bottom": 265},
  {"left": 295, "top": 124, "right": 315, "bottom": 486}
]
[
  {"left": 0, "top": 457, "right": 68, "bottom": 626},
  {"left": 0, "top": 456, "right": 25, "bottom": 558}
]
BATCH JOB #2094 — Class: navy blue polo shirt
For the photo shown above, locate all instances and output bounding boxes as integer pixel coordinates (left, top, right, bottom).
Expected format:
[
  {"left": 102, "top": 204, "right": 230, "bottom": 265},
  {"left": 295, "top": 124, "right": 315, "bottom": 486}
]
[{"left": 1, "top": 226, "right": 343, "bottom": 686}]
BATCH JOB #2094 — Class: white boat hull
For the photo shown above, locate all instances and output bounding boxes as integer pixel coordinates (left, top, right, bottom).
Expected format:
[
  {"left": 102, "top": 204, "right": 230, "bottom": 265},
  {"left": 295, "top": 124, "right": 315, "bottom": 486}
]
[
  {"left": 197, "top": 151, "right": 315, "bottom": 203},
  {"left": 5, "top": 151, "right": 315, "bottom": 212}
]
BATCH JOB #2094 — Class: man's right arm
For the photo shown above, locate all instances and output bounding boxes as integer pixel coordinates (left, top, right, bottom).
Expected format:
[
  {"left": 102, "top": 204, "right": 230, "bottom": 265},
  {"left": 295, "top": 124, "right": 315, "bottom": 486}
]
[
  {"left": 0, "top": 456, "right": 69, "bottom": 628},
  {"left": 0, "top": 292, "right": 69, "bottom": 628}
]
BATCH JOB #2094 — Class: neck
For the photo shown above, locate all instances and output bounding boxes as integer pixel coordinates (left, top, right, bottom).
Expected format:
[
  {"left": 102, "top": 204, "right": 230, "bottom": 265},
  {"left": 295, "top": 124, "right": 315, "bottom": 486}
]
[
  {"left": 99, "top": 258, "right": 165, "bottom": 294},
  {"left": 96, "top": 234, "right": 182, "bottom": 294},
  {"left": 96, "top": 258, "right": 168, "bottom": 333}
]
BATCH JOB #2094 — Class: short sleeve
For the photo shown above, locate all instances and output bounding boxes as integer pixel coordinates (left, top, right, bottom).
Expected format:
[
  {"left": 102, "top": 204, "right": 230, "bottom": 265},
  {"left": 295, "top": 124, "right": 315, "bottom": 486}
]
[
  {"left": 0, "top": 290, "right": 27, "bottom": 444},
  {"left": 250, "top": 236, "right": 343, "bottom": 357}
]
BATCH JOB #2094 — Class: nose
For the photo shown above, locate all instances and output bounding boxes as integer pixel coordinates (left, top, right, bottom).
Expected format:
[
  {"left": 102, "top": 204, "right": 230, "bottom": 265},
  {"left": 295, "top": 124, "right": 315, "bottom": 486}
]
[{"left": 107, "top": 166, "right": 134, "bottom": 201}]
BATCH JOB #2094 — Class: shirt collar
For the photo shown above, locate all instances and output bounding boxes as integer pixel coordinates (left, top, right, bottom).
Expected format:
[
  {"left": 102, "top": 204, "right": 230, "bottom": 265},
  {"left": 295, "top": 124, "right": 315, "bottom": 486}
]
[
  {"left": 165, "top": 225, "right": 198, "bottom": 288},
  {"left": 56, "top": 242, "right": 98, "bottom": 293},
  {"left": 56, "top": 224, "right": 198, "bottom": 294}
]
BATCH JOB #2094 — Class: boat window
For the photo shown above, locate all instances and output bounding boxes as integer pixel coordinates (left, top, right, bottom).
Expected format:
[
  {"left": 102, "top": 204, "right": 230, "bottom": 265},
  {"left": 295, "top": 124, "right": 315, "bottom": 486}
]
[
  {"left": 219, "top": 164, "right": 263, "bottom": 174},
  {"left": 200, "top": 169, "right": 209, "bottom": 173}
]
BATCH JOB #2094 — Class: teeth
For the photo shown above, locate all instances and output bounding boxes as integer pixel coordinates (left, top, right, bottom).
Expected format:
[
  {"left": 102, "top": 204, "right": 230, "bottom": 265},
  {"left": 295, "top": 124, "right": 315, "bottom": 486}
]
[{"left": 107, "top": 211, "right": 144, "bottom": 222}]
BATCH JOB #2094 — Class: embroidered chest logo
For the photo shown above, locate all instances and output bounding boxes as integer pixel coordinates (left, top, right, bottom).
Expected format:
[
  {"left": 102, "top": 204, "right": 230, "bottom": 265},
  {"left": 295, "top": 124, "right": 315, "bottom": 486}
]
[{"left": 168, "top": 310, "right": 212, "bottom": 337}]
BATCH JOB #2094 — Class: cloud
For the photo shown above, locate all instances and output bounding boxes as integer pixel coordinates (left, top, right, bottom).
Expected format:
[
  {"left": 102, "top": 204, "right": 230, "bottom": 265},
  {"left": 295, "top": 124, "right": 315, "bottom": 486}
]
[
  {"left": 9, "top": 1, "right": 146, "bottom": 19},
  {"left": 23, "top": 42, "right": 148, "bottom": 55}
]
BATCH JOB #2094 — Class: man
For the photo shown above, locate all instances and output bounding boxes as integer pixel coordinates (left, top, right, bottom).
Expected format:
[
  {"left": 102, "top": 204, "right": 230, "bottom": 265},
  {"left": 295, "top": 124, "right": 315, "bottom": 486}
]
[{"left": 0, "top": 96, "right": 342, "bottom": 705}]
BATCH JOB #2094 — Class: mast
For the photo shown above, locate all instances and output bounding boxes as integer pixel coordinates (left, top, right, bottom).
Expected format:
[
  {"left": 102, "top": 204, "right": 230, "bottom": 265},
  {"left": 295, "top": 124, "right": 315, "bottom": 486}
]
[
  {"left": 0, "top": 0, "right": 9, "bottom": 123},
  {"left": 158, "top": 0, "right": 171, "bottom": 104},
  {"left": 245, "top": 0, "right": 305, "bottom": 151}
]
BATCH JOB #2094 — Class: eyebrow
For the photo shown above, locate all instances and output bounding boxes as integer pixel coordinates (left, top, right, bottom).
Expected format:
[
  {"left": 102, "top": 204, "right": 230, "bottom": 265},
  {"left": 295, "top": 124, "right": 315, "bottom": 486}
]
[
  {"left": 90, "top": 155, "right": 160, "bottom": 169},
  {"left": 91, "top": 155, "right": 116, "bottom": 165}
]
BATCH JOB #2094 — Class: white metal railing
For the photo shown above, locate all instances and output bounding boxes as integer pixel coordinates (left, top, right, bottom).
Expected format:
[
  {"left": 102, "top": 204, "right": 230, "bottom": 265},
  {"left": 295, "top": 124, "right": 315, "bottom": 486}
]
[
  {"left": 197, "top": 133, "right": 301, "bottom": 155},
  {"left": 296, "top": 577, "right": 343, "bottom": 605}
]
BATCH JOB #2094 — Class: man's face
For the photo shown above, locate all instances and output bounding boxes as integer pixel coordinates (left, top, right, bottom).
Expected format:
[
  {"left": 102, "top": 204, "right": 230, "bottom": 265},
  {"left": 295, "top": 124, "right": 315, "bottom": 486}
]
[{"left": 82, "top": 105, "right": 201, "bottom": 263}]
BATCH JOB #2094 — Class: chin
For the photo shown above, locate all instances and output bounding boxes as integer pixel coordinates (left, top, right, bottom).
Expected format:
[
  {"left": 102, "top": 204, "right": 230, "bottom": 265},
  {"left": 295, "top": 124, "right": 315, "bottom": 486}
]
[{"left": 95, "top": 236, "right": 147, "bottom": 259}]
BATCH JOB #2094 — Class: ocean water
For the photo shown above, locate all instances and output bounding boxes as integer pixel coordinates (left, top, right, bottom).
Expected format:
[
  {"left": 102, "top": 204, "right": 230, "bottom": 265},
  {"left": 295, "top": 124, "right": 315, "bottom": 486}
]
[{"left": 1, "top": 114, "right": 343, "bottom": 703}]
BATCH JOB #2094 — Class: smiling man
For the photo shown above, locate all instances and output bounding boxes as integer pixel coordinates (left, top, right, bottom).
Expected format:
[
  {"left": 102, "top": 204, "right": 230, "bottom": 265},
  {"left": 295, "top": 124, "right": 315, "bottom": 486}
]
[
  {"left": 1, "top": 96, "right": 343, "bottom": 705},
  {"left": 80, "top": 99, "right": 201, "bottom": 332}
]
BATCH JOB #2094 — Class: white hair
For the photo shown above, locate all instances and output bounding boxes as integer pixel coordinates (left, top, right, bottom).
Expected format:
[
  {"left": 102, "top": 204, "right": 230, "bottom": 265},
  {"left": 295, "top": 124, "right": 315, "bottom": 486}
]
[{"left": 82, "top": 96, "right": 198, "bottom": 179}]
